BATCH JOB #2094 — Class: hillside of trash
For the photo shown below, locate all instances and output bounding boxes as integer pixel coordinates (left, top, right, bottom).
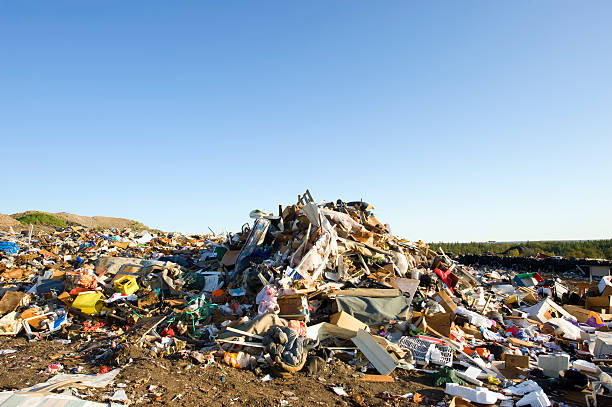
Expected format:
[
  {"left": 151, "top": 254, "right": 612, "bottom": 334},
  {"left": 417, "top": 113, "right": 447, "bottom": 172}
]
[{"left": 0, "top": 191, "right": 610, "bottom": 407}]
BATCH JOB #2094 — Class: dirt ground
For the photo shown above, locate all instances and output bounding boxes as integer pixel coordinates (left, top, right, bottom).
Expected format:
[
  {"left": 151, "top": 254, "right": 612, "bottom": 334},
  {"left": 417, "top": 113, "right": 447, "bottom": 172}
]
[
  {"left": 0, "top": 214, "right": 21, "bottom": 231},
  {"left": 0, "top": 335, "right": 595, "bottom": 407},
  {"left": 0, "top": 336, "right": 445, "bottom": 407}
]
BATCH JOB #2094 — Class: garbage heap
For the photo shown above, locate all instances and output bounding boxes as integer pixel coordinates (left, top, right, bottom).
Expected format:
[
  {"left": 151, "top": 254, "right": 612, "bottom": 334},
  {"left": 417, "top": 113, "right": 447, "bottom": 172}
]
[{"left": 0, "top": 191, "right": 611, "bottom": 407}]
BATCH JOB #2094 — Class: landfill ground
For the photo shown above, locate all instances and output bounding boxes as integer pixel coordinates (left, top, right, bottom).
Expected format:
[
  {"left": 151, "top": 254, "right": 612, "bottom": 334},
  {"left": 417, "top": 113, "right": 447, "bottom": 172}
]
[
  {"left": 0, "top": 192, "right": 610, "bottom": 407},
  {"left": 0, "top": 336, "right": 444, "bottom": 406}
]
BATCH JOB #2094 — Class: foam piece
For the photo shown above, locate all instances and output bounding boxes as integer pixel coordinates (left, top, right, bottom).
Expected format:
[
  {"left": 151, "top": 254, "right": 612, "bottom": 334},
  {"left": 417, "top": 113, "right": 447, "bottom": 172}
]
[
  {"left": 445, "top": 383, "right": 502, "bottom": 404},
  {"left": 503, "top": 380, "right": 542, "bottom": 396},
  {"left": 538, "top": 354, "right": 569, "bottom": 378},
  {"left": 456, "top": 366, "right": 483, "bottom": 386},
  {"left": 516, "top": 389, "right": 551, "bottom": 407}
]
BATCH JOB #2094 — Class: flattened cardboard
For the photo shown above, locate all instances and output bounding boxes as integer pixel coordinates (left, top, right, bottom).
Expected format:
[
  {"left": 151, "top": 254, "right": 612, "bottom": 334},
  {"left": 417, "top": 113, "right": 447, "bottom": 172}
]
[
  {"left": 434, "top": 290, "right": 457, "bottom": 313},
  {"left": 221, "top": 250, "right": 240, "bottom": 267},
  {"left": 0, "top": 291, "right": 29, "bottom": 314}
]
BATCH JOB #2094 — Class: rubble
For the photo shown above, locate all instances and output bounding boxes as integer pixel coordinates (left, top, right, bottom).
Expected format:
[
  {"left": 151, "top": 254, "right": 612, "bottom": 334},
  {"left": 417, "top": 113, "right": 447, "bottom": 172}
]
[{"left": 0, "top": 190, "right": 611, "bottom": 406}]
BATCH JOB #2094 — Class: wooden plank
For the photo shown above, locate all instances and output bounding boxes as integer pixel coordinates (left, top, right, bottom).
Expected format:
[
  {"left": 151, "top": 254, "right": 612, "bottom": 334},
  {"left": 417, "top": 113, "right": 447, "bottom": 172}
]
[
  {"left": 356, "top": 374, "right": 395, "bottom": 383},
  {"left": 433, "top": 290, "right": 456, "bottom": 313},
  {"left": 215, "top": 339, "right": 265, "bottom": 348},
  {"left": 507, "top": 337, "right": 534, "bottom": 348},
  {"left": 334, "top": 288, "right": 400, "bottom": 297},
  {"left": 125, "top": 315, "right": 166, "bottom": 343},
  {"left": 225, "top": 326, "right": 264, "bottom": 340}
]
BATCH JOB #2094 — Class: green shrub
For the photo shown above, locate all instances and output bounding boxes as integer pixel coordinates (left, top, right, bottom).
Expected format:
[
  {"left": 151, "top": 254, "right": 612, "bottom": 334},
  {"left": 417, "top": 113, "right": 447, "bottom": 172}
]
[
  {"left": 130, "top": 221, "right": 146, "bottom": 230},
  {"left": 17, "top": 212, "right": 67, "bottom": 227},
  {"left": 506, "top": 249, "right": 520, "bottom": 257}
]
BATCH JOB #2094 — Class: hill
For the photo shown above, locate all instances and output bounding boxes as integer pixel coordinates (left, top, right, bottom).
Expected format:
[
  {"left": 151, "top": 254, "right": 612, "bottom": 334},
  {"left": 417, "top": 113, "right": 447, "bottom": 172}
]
[
  {"left": 1, "top": 210, "right": 148, "bottom": 232},
  {"left": 0, "top": 213, "right": 21, "bottom": 230}
]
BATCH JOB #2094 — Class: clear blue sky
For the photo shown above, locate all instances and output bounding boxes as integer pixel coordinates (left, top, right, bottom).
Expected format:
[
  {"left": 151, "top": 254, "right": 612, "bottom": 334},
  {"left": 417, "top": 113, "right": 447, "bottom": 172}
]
[{"left": 1, "top": 1, "right": 611, "bottom": 242}]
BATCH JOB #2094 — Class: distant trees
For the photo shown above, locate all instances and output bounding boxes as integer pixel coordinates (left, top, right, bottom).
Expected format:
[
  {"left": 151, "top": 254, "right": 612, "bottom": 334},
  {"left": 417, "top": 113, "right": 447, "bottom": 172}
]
[
  {"left": 432, "top": 240, "right": 612, "bottom": 260},
  {"left": 507, "top": 248, "right": 520, "bottom": 257}
]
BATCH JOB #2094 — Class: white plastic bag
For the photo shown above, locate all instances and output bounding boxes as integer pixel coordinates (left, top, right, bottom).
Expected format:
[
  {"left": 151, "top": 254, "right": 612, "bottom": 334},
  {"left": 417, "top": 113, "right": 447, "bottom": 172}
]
[{"left": 256, "top": 285, "right": 279, "bottom": 315}]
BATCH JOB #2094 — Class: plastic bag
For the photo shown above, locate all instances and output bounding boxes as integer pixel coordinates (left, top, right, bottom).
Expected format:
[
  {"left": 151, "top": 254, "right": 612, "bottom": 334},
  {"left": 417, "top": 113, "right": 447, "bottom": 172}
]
[
  {"left": 223, "top": 351, "right": 254, "bottom": 369},
  {"left": 256, "top": 285, "right": 279, "bottom": 315}
]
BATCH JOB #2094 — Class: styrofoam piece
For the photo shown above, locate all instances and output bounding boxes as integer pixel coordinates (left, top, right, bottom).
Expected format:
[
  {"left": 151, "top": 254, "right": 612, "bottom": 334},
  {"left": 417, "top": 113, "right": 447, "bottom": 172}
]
[
  {"left": 454, "top": 306, "right": 493, "bottom": 329},
  {"left": 516, "top": 390, "right": 551, "bottom": 407},
  {"left": 523, "top": 299, "right": 573, "bottom": 323},
  {"left": 445, "top": 383, "right": 502, "bottom": 404},
  {"left": 110, "top": 389, "right": 128, "bottom": 401},
  {"left": 593, "top": 331, "right": 612, "bottom": 357},
  {"left": 456, "top": 366, "right": 483, "bottom": 386},
  {"left": 546, "top": 318, "right": 585, "bottom": 341},
  {"left": 503, "top": 380, "right": 542, "bottom": 396},
  {"left": 464, "top": 366, "right": 482, "bottom": 378},
  {"left": 538, "top": 354, "right": 569, "bottom": 378},
  {"left": 493, "top": 284, "right": 516, "bottom": 295},
  {"left": 572, "top": 359, "right": 601, "bottom": 375}
]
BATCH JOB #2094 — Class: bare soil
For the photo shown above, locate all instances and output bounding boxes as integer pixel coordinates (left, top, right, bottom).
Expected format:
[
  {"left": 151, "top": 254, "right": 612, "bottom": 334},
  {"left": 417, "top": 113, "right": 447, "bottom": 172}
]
[
  {"left": 0, "top": 336, "right": 445, "bottom": 407},
  {"left": 0, "top": 214, "right": 21, "bottom": 231}
]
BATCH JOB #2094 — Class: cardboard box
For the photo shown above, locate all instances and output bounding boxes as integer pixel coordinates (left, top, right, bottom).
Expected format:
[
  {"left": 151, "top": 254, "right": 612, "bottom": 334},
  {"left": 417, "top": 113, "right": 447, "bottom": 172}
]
[
  {"left": 278, "top": 295, "right": 310, "bottom": 321},
  {"left": 586, "top": 295, "right": 612, "bottom": 312},
  {"left": 575, "top": 282, "right": 590, "bottom": 297},
  {"left": 425, "top": 312, "right": 454, "bottom": 337},
  {"left": 502, "top": 353, "right": 530, "bottom": 369},
  {"left": 563, "top": 304, "right": 591, "bottom": 323},
  {"left": 0, "top": 291, "right": 29, "bottom": 314},
  {"left": 562, "top": 304, "right": 610, "bottom": 323},
  {"left": 330, "top": 311, "right": 368, "bottom": 332}
]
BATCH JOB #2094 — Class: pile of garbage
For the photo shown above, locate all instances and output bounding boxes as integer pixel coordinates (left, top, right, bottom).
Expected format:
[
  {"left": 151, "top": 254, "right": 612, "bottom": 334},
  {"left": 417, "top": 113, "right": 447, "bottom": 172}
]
[{"left": 0, "top": 190, "right": 611, "bottom": 406}]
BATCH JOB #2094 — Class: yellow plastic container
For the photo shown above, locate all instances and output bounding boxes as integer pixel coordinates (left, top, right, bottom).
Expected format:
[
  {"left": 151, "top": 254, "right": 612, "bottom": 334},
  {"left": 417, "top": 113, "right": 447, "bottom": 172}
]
[
  {"left": 72, "top": 292, "right": 105, "bottom": 315},
  {"left": 504, "top": 295, "right": 519, "bottom": 306},
  {"left": 114, "top": 275, "right": 139, "bottom": 295}
]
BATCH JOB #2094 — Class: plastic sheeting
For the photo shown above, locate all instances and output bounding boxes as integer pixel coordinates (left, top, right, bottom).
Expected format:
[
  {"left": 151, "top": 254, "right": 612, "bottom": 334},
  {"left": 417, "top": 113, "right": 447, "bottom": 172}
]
[
  {"left": 294, "top": 204, "right": 339, "bottom": 286},
  {"left": 0, "top": 242, "right": 18, "bottom": 255},
  {"left": 335, "top": 295, "right": 410, "bottom": 325}
]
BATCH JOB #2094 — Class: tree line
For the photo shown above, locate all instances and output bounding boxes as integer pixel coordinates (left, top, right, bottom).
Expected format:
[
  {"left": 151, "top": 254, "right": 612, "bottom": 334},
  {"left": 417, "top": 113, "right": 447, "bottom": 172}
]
[{"left": 432, "top": 240, "right": 612, "bottom": 260}]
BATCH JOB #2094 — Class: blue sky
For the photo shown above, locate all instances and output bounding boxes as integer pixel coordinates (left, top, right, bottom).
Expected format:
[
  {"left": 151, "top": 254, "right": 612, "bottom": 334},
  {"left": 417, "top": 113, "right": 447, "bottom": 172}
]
[{"left": 1, "top": 1, "right": 611, "bottom": 242}]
